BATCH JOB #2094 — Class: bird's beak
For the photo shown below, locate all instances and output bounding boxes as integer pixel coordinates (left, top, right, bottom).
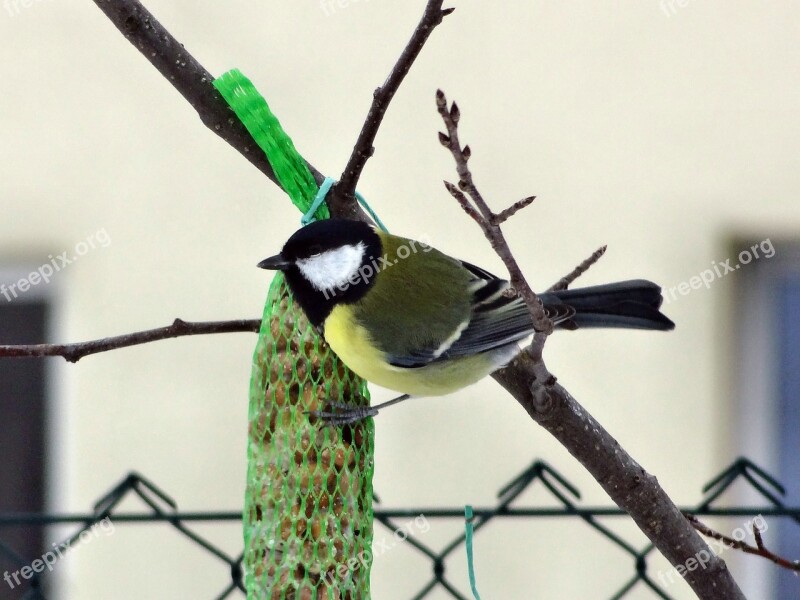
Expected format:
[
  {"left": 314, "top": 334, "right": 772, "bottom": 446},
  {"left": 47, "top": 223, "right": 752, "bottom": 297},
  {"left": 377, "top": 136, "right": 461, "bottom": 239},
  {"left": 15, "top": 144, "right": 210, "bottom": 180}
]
[{"left": 257, "top": 254, "right": 292, "bottom": 270}]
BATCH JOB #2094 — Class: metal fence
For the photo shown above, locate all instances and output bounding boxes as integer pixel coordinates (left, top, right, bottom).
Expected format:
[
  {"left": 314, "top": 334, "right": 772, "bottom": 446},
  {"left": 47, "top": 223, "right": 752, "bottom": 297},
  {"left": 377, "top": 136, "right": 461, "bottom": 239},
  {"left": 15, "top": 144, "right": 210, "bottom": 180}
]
[{"left": 1, "top": 457, "right": 797, "bottom": 599}]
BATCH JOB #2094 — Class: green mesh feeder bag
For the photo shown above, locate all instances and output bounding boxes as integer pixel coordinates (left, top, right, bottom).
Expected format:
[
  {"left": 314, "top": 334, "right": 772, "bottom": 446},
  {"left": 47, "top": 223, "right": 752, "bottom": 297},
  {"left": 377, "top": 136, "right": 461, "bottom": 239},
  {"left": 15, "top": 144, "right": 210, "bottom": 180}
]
[
  {"left": 247, "top": 276, "right": 374, "bottom": 598},
  {"left": 214, "top": 70, "right": 375, "bottom": 599}
]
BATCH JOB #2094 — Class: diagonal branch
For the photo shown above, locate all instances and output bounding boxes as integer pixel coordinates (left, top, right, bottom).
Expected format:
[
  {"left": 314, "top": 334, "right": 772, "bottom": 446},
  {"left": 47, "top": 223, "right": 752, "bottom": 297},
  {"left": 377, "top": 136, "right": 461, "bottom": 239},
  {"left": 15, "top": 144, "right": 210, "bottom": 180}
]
[
  {"left": 0, "top": 319, "right": 260, "bottom": 363},
  {"left": 333, "top": 1, "right": 454, "bottom": 214}
]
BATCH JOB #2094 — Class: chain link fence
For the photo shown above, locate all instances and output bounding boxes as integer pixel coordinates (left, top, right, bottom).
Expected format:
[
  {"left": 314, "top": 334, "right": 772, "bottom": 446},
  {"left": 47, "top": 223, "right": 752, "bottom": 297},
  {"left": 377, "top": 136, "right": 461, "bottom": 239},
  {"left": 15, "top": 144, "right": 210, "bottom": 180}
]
[{"left": 1, "top": 457, "right": 797, "bottom": 599}]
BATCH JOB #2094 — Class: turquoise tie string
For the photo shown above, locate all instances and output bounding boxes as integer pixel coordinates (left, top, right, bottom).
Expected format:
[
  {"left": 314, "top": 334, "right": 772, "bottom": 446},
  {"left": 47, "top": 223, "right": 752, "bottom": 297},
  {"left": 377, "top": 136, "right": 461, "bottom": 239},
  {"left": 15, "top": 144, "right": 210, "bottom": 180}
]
[
  {"left": 465, "top": 505, "right": 482, "bottom": 600},
  {"left": 301, "top": 176, "right": 389, "bottom": 232}
]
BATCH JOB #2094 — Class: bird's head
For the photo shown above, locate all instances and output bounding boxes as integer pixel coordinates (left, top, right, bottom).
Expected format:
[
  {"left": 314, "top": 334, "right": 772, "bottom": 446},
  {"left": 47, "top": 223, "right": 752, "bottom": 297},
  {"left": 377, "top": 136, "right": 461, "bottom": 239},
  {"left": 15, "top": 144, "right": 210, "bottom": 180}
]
[{"left": 258, "top": 219, "right": 382, "bottom": 326}]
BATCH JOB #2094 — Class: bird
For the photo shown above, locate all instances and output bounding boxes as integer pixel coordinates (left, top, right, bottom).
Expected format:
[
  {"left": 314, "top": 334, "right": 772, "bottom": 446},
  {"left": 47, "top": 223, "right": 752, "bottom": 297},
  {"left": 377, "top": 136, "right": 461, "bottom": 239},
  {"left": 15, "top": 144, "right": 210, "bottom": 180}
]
[{"left": 258, "top": 219, "right": 674, "bottom": 423}]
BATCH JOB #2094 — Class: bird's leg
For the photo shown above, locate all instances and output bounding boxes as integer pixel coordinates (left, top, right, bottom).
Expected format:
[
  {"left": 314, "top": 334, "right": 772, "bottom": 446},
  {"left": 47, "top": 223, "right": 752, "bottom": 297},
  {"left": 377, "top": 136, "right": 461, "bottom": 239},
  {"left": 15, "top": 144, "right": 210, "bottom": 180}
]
[{"left": 309, "top": 394, "right": 413, "bottom": 425}]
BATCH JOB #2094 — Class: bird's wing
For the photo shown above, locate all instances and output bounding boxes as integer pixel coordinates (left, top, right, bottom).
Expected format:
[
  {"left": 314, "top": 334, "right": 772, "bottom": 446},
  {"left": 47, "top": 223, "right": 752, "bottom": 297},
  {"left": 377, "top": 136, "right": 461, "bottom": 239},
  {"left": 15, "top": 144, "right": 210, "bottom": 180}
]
[
  {"left": 387, "top": 259, "right": 574, "bottom": 367},
  {"left": 434, "top": 260, "right": 575, "bottom": 359},
  {"left": 354, "top": 235, "right": 475, "bottom": 368}
]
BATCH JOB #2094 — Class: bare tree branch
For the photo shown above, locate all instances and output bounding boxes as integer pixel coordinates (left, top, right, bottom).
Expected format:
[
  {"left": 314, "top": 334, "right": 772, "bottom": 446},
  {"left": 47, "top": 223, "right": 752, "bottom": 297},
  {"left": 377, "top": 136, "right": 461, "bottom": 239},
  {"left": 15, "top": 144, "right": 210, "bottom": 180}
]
[
  {"left": 0, "top": 319, "right": 260, "bottom": 363},
  {"left": 687, "top": 513, "right": 800, "bottom": 572},
  {"left": 547, "top": 245, "right": 607, "bottom": 292},
  {"left": 437, "top": 90, "right": 746, "bottom": 600},
  {"left": 333, "top": 1, "right": 454, "bottom": 214}
]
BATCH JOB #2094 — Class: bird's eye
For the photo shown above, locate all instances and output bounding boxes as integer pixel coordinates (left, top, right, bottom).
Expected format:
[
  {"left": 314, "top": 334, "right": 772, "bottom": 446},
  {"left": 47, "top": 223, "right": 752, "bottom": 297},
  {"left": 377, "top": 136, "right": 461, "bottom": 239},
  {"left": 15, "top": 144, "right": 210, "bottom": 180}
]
[{"left": 309, "top": 244, "right": 323, "bottom": 257}]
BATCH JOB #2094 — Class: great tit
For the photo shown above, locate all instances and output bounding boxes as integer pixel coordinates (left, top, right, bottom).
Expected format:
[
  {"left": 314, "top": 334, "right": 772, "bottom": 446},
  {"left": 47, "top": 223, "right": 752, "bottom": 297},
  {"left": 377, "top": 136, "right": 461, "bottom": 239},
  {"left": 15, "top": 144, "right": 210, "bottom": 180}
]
[{"left": 258, "top": 219, "right": 674, "bottom": 418}]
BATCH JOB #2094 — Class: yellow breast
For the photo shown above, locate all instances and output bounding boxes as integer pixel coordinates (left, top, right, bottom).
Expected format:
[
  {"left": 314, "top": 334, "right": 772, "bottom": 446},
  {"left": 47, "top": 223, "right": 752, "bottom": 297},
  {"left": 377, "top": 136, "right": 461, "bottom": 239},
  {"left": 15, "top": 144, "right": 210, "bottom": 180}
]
[{"left": 323, "top": 305, "right": 511, "bottom": 397}]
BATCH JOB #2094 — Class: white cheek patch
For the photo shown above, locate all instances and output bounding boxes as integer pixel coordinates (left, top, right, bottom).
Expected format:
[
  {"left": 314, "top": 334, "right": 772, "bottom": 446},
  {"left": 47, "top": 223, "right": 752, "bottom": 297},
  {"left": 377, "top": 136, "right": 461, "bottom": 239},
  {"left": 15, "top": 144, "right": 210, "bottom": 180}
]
[{"left": 296, "top": 243, "right": 366, "bottom": 292}]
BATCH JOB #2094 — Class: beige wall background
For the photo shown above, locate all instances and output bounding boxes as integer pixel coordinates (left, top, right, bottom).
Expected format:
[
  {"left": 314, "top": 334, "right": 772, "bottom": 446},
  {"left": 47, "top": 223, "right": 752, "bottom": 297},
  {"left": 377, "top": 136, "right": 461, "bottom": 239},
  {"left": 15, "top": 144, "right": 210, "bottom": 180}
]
[{"left": 1, "top": 1, "right": 798, "bottom": 598}]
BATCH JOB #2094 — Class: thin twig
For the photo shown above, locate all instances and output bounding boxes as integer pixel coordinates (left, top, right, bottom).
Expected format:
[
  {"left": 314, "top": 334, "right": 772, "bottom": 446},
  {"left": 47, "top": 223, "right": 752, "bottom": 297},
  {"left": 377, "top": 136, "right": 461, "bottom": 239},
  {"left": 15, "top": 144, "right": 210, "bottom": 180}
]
[
  {"left": 0, "top": 319, "right": 261, "bottom": 363},
  {"left": 492, "top": 196, "right": 536, "bottom": 225},
  {"left": 443, "top": 180, "right": 483, "bottom": 223},
  {"left": 436, "top": 89, "right": 550, "bottom": 335},
  {"left": 686, "top": 514, "right": 800, "bottom": 572},
  {"left": 333, "top": 1, "right": 453, "bottom": 212},
  {"left": 547, "top": 246, "right": 607, "bottom": 292}
]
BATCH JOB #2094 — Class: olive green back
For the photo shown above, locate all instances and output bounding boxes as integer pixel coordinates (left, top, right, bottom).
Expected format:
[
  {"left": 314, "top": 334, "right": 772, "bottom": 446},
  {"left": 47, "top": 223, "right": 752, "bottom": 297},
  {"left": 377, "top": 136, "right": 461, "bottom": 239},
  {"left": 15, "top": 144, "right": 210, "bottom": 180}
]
[{"left": 350, "top": 232, "right": 473, "bottom": 359}]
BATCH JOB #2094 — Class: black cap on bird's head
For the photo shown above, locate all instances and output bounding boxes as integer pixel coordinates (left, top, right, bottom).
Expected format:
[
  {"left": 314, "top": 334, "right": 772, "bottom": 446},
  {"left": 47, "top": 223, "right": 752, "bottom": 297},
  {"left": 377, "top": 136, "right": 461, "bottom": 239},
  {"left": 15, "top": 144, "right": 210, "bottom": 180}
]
[
  {"left": 258, "top": 219, "right": 383, "bottom": 326},
  {"left": 258, "top": 219, "right": 379, "bottom": 269}
]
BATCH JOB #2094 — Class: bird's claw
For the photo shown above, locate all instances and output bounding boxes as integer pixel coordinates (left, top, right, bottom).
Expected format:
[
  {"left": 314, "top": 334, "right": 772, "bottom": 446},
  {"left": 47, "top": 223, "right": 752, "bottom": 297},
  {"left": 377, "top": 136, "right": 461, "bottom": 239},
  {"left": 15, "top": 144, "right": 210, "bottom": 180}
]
[{"left": 307, "top": 402, "right": 378, "bottom": 426}]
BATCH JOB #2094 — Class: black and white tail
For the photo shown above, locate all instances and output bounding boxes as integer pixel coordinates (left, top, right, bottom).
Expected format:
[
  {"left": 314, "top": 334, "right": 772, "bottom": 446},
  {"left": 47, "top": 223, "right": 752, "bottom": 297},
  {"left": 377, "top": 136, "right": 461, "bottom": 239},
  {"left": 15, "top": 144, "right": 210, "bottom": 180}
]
[{"left": 540, "top": 279, "right": 675, "bottom": 331}]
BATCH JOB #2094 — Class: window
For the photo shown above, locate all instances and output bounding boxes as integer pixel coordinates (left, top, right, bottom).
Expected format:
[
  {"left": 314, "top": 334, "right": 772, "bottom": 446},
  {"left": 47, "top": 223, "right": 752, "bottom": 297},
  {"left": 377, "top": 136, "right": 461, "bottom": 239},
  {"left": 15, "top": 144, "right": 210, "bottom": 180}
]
[
  {"left": 733, "top": 240, "right": 800, "bottom": 598},
  {"left": 0, "top": 269, "right": 50, "bottom": 595},
  {"left": 775, "top": 273, "right": 800, "bottom": 598}
]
